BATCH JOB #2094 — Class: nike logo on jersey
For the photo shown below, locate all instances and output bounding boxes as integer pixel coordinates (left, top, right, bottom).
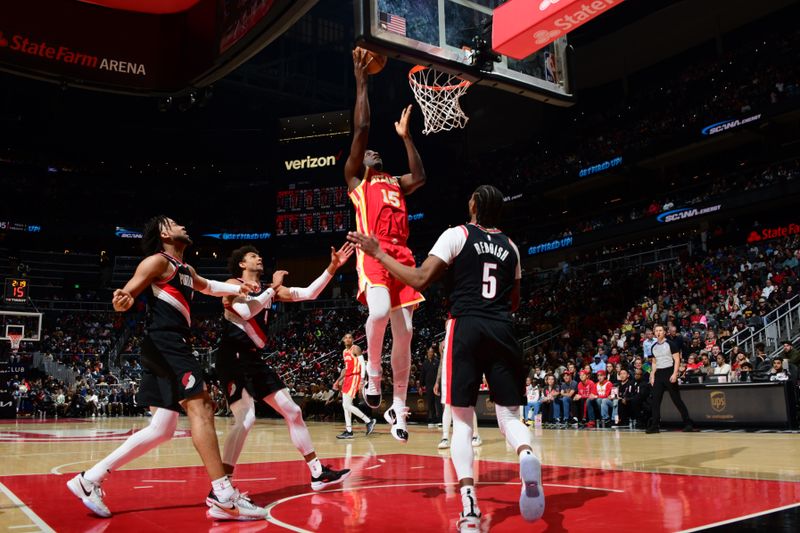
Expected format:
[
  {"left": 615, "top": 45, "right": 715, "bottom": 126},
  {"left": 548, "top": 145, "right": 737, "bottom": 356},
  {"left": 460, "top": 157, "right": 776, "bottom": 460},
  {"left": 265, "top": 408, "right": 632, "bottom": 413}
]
[{"left": 473, "top": 241, "right": 510, "bottom": 261}]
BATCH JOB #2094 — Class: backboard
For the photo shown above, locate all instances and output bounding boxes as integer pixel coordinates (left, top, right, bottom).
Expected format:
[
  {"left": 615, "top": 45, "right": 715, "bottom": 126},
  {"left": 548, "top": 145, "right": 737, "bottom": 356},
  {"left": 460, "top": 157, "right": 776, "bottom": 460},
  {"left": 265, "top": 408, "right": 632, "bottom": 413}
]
[
  {"left": 0, "top": 311, "right": 42, "bottom": 342},
  {"left": 355, "top": 0, "right": 573, "bottom": 105}
]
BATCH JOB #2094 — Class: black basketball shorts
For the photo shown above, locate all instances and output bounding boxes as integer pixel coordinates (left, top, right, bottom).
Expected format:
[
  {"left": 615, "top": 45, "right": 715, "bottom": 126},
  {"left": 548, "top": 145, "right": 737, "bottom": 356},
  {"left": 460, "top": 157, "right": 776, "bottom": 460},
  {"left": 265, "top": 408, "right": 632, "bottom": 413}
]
[
  {"left": 216, "top": 337, "right": 285, "bottom": 404},
  {"left": 137, "top": 330, "right": 205, "bottom": 412},
  {"left": 440, "top": 315, "right": 526, "bottom": 408}
]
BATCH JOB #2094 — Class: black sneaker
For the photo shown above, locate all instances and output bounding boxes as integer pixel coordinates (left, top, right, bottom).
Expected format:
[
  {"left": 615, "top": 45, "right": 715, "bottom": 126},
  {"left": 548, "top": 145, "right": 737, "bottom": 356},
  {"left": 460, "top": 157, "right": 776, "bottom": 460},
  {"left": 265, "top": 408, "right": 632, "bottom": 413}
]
[
  {"left": 682, "top": 424, "right": 696, "bottom": 432},
  {"left": 336, "top": 430, "right": 354, "bottom": 439},
  {"left": 311, "top": 465, "right": 351, "bottom": 491},
  {"left": 645, "top": 427, "right": 660, "bottom": 434},
  {"left": 365, "top": 418, "right": 376, "bottom": 436}
]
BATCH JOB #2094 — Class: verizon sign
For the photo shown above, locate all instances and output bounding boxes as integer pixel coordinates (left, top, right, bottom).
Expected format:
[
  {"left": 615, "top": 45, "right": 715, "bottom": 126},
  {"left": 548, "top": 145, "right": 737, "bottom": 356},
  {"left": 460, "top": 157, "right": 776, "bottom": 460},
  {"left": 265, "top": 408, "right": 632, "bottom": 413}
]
[
  {"left": 493, "top": 0, "right": 627, "bottom": 59},
  {"left": 284, "top": 153, "right": 341, "bottom": 171}
]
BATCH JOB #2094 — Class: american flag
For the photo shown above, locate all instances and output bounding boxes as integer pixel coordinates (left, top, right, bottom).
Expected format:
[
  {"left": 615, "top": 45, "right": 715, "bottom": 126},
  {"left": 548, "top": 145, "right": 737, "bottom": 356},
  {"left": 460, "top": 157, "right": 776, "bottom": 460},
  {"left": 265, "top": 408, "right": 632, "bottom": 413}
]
[{"left": 379, "top": 12, "right": 406, "bottom": 36}]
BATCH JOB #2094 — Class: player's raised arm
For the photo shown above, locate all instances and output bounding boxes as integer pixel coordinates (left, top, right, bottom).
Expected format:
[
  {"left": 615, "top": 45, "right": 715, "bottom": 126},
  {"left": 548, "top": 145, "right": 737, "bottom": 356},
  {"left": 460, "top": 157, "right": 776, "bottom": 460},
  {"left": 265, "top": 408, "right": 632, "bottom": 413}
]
[
  {"left": 112, "top": 254, "right": 171, "bottom": 312},
  {"left": 223, "top": 271, "right": 286, "bottom": 320},
  {"left": 395, "top": 105, "right": 427, "bottom": 195},
  {"left": 276, "top": 243, "right": 354, "bottom": 302},
  {"left": 347, "top": 231, "right": 447, "bottom": 291},
  {"left": 189, "top": 266, "right": 259, "bottom": 297},
  {"left": 345, "top": 48, "right": 372, "bottom": 192}
]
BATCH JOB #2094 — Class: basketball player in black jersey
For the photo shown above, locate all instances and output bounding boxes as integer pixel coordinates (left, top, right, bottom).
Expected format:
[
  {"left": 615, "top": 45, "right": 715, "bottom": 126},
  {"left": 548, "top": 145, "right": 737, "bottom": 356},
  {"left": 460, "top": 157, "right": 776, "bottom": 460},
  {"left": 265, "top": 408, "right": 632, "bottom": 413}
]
[
  {"left": 207, "top": 242, "right": 368, "bottom": 505},
  {"left": 348, "top": 185, "right": 544, "bottom": 531},
  {"left": 67, "top": 216, "right": 269, "bottom": 522}
]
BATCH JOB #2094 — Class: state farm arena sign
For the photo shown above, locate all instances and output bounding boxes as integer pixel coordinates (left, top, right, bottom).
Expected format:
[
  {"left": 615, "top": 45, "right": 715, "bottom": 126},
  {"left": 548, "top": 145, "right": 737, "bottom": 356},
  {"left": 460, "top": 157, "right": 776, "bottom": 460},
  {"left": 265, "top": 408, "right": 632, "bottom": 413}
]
[{"left": 747, "top": 223, "right": 800, "bottom": 244}]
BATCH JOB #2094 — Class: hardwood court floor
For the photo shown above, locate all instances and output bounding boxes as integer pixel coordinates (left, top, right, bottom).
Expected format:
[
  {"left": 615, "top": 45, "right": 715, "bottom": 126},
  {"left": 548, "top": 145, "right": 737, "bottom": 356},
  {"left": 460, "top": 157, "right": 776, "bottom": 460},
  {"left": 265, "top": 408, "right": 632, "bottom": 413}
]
[{"left": 1, "top": 417, "right": 799, "bottom": 532}]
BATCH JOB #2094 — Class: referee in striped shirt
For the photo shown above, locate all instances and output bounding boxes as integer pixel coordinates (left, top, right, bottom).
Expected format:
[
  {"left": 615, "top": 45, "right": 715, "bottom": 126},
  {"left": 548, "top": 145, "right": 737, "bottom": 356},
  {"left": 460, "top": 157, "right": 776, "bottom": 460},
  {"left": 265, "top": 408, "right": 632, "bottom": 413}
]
[{"left": 646, "top": 324, "right": 694, "bottom": 434}]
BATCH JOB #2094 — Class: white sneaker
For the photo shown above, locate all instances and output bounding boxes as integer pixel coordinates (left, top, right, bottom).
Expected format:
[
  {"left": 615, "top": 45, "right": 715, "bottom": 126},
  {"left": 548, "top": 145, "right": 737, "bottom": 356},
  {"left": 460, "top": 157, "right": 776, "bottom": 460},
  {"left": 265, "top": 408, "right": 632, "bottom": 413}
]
[
  {"left": 67, "top": 472, "right": 111, "bottom": 518},
  {"left": 438, "top": 437, "right": 450, "bottom": 450},
  {"left": 383, "top": 406, "right": 410, "bottom": 443},
  {"left": 457, "top": 512, "right": 481, "bottom": 532},
  {"left": 519, "top": 453, "right": 545, "bottom": 521},
  {"left": 471, "top": 435, "right": 482, "bottom": 447},
  {"left": 362, "top": 371, "right": 382, "bottom": 409},
  {"left": 207, "top": 489, "right": 267, "bottom": 521}
]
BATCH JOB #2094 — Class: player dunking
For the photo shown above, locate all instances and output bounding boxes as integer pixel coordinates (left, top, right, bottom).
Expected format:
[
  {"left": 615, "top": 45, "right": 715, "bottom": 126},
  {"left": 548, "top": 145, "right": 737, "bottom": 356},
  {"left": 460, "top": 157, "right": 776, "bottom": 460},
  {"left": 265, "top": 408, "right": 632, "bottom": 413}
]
[
  {"left": 67, "top": 216, "right": 268, "bottom": 521},
  {"left": 349, "top": 185, "right": 545, "bottom": 531},
  {"left": 210, "top": 243, "right": 365, "bottom": 497},
  {"left": 333, "top": 333, "right": 375, "bottom": 439},
  {"left": 346, "top": 47, "right": 427, "bottom": 442}
]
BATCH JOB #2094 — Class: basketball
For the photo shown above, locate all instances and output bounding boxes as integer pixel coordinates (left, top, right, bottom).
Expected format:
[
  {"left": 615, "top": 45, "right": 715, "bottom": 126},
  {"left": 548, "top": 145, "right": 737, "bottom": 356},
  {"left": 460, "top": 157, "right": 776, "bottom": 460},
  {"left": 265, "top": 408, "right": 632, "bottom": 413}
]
[{"left": 363, "top": 49, "right": 387, "bottom": 75}]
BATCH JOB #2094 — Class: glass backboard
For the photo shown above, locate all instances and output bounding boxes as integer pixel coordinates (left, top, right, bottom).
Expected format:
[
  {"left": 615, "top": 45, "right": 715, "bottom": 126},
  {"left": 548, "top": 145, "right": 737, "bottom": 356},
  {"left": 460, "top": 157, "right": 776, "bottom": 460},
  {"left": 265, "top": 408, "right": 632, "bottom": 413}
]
[{"left": 355, "top": 0, "right": 573, "bottom": 105}]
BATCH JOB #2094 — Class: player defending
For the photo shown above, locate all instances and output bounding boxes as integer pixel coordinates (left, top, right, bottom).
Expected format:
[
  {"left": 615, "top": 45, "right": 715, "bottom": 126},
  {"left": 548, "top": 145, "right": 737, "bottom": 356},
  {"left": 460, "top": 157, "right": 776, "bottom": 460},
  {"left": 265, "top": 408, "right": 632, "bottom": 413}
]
[
  {"left": 214, "top": 243, "right": 366, "bottom": 494},
  {"left": 345, "top": 47, "right": 427, "bottom": 442},
  {"left": 67, "top": 216, "right": 267, "bottom": 521},
  {"left": 348, "top": 185, "right": 544, "bottom": 530},
  {"left": 334, "top": 333, "right": 375, "bottom": 439}
]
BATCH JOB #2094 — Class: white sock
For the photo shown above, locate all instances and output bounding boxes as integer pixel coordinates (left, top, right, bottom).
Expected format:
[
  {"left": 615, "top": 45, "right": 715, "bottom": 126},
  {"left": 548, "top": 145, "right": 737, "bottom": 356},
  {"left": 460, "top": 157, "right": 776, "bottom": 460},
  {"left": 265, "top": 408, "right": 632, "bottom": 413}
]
[
  {"left": 472, "top": 411, "right": 480, "bottom": 439},
  {"left": 460, "top": 485, "right": 480, "bottom": 516},
  {"left": 308, "top": 457, "right": 323, "bottom": 477},
  {"left": 223, "top": 393, "right": 256, "bottom": 468},
  {"left": 365, "top": 287, "right": 390, "bottom": 376},
  {"left": 84, "top": 408, "right": 178, "bottom": 484},
  {"left": 442, "top": 404, "right": 452, "bottom": 439},
  {"left": 266, "top": 389, "right": 314, "bottom": 456},
  {"left": 496, "top": 405, "right": 532, "bottom": 453},
  {"left": 451, "top": 406, "right": 475, "bottom": 480},
  {"left": 212, "top": 475, "right": 235, "bottom": 501},
  {"left": 389, "top": 307, "right": 413, "bottom": 409}
]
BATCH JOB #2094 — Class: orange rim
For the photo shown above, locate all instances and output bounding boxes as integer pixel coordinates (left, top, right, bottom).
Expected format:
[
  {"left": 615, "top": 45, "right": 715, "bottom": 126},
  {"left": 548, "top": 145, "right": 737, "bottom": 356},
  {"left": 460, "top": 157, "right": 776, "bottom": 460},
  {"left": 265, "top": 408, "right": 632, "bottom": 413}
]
[{"left": 408, "top": 65, "right": 472, "bottom": 92}]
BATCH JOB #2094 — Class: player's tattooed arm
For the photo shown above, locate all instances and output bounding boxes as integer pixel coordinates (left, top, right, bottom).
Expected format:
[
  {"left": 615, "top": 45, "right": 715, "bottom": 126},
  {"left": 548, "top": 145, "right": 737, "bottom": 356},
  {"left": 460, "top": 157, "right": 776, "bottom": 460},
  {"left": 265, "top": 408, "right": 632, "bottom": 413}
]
[{"left": 112, "top": 254, "right": 170, "bottom": 312}]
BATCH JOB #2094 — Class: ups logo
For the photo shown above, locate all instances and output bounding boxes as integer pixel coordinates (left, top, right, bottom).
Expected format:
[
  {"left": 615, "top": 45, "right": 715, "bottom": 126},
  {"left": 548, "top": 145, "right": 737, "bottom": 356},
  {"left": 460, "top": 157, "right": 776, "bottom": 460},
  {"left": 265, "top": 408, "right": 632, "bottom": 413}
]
[{"left": 710, "top": 391, "right": 726, "bottom": 412}]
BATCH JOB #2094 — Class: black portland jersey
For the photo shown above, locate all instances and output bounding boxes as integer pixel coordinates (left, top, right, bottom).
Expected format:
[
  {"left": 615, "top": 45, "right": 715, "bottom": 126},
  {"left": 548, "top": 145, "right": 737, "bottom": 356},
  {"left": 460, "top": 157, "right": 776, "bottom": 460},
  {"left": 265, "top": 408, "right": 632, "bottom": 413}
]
[
  {"left": 222, "top": 280, "right": 269, "bottom": 348},
  {"left": 146, "top": 252, "right": 193, "bottom": 334},
  {"left": 445, "top": 225, "right": 518, "bottom": 322}
]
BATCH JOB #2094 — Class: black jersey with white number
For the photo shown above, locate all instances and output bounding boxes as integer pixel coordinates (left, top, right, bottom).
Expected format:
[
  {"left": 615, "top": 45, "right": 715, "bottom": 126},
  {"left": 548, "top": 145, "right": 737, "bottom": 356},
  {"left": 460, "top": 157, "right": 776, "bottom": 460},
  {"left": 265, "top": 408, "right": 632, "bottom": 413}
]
[
  {"left": 222, "top": 280, "right": 269, "bottom": 349},
  {"left": 446, "top": 225, "right": 518, "bottom": 322},
  {"left": 146, "top": 252, "right": 194, "bottom": 335}
]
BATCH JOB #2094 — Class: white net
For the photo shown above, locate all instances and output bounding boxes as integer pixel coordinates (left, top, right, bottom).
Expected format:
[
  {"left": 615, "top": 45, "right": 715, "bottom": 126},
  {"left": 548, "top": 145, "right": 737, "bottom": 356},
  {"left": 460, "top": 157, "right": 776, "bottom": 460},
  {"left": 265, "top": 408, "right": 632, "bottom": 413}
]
[
  {"left": 408, "top": 66, "right": 472, "bottom": 135},
  {"left": 8, "top": 333, "right": 22, "bottom": 352}
]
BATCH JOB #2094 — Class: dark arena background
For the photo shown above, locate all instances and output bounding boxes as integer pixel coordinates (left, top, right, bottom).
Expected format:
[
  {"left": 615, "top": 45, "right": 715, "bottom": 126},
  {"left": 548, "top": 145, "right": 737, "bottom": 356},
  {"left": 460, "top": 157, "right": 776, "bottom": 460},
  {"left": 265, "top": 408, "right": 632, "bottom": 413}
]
[{"left": 1, "top": 1, "right": 799, "bottom": 531}]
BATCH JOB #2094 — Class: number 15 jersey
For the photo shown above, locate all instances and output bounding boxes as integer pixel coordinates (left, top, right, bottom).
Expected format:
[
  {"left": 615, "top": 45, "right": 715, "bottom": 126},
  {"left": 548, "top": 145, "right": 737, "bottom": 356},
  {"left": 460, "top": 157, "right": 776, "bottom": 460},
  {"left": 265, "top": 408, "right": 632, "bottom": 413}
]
[
  {"left": 349, "top": 166, "right": 409, "bottom": 243},
  {"left": 429, "top": 224, "right": 521, "bottom": 322}
]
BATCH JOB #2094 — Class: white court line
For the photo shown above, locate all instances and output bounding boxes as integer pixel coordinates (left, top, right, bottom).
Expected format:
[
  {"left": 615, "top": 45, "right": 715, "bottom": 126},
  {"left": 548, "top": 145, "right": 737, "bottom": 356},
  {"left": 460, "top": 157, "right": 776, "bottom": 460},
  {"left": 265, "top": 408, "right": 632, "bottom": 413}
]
[
  {"left": 50, "top": 461, "right": 92, "bottom": 475},
  {"left": 410, "top": 466, "right": 425, "bottom": 469},
  {"left": 677, "top": 502, "right": 800, "bottom": 532},
  {"left": 233, "top": 477, "right": 277, "bottom": 482},
  {"left": 364, "top": 464, "right": 382, "bottom": 470},
  {"left": 546, "top": 483, "right": 624, "bottom": 493},
  {"left": 133, "top": 486, "right": 153, "bottom": 489},
  {"left": 9, "top": 525, "right": 39, "bottom": 530},
  {"left": 140, "top": 479, "right": 186, "bottom": 483},
  {"left": 0, "top": 481, "right": 56, "bottom": 533},
  {"left": 264, "top": 480, "right": 620, "bottom": 532}
]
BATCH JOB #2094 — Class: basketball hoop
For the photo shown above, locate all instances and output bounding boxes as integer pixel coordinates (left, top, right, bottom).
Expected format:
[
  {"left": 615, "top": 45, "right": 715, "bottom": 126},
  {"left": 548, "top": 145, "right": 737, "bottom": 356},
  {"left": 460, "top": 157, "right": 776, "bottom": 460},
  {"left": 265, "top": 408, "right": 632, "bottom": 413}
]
[
  {"left": 8, "top": 333, "right": 22, "bottom": 353},
  {"left": 408, "top": 66, "right": 472, "bottom": 135}
]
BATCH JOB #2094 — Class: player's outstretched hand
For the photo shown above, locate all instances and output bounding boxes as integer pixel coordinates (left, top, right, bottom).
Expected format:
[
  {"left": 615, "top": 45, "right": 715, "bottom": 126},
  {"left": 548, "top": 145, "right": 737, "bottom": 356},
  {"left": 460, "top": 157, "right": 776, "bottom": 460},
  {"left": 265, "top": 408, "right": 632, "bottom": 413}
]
[
  {"left": 352, "top": 47, "right": 371, "bottom": 84},
  {"left": 347, "top": 231, "right": 382, "bottom": 258},
  {"left": 112, "top": 289, "right": 133, "bottom": 312},
  {"left": 331, "top": 242, "right": 355, "bottom": 269},
  {"left": 395, "top": 104, "right": 413, "bottom": 139},
  {"left": 271, "top": 270, "right": 289, "bottom": 290},
  {"left": 240, "top": 281, "right": 261, "bottom": 295}
]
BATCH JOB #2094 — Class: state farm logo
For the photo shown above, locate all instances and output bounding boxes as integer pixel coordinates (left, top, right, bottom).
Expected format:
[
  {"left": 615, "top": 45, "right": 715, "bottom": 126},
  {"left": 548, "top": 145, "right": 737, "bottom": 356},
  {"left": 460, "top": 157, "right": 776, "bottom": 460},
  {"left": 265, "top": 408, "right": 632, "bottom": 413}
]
[
  {"left": 539, "top": 0, "right": 563, "bottom": 11},
  {"left": 534, "top": 29, "right": 561, "bottom": 44},
  {"left": 0, "top": 29, "right": 146, "bottom": 76},
  {"left": 284, "top": 151, "right": 342, "bottom": 171}
]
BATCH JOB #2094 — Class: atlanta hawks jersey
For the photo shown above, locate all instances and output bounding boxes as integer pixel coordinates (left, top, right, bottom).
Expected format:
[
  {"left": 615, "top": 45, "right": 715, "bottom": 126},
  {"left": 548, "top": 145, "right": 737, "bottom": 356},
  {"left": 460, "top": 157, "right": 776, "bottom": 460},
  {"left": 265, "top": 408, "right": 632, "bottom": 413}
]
[
  {"left": 349, "top": 166, "right": 409, "bottom": 242},
  {"left": 430, "top": 224, "right": 521, "bottom": 322},
  {"left": 146, "top": 252, "right": 194, "bottom": 335},
  {"left": 222, "top": 280, "right": 270, "bottom": 349},
  {"left": 343, "top": 347, "right": 362, "bottom": 377}
]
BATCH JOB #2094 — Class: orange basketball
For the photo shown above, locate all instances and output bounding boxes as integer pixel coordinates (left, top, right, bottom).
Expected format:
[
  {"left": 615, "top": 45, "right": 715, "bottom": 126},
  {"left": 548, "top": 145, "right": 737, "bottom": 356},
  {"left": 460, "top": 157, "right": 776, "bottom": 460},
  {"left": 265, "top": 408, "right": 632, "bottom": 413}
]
[{"left": 364, "top": 50, "right": 387, "bottom": 75}]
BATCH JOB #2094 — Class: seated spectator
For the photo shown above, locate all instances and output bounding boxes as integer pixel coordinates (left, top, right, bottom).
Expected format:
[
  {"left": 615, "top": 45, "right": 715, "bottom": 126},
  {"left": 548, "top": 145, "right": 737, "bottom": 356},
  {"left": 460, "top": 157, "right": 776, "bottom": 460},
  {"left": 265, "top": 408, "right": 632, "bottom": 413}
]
[
  {"left": 574, "top": 371, "right": 599, "bottom": 427},
  {"left": 737, "top": 361, "right": 754, "bottom": 383},
  {"left": 614, "top": 369, "right": 641, "bottom": 427},
  {"left": 540, "top": 375, "right": 560, "bottom": 423},
  {"left": 595, "top": 370, "right": 614, "bottom": 425},
  {"left": 590, "top": 356, "right": 606, "bottom": 375},
  {"left": 713, "top": 353, "right": 732, "bottom": 379},
  {"left": 769, "top": 358, "right": 791, "bottom": 382},
  {"left": 558, "top": 372, "right": 578, "bottom": 424},
  {"left": 523, "top": 377, "right": 541, "bottom": 424}
]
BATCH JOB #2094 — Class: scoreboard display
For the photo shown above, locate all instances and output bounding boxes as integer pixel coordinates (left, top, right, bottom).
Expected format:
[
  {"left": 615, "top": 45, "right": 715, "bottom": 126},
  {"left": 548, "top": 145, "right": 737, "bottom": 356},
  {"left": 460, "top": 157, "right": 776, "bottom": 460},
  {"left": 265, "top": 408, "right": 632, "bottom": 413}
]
[
  {"left": 276, "top": 186, "right": 351, "bottom": 236},
  {"left": 4, "top": 278, "right": 29, "bottom": 305}
]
